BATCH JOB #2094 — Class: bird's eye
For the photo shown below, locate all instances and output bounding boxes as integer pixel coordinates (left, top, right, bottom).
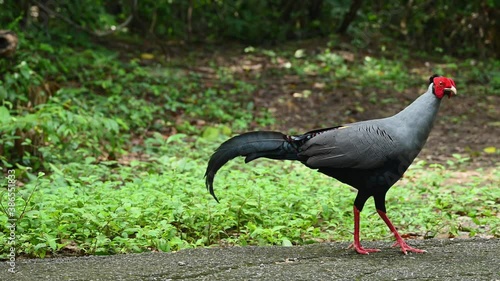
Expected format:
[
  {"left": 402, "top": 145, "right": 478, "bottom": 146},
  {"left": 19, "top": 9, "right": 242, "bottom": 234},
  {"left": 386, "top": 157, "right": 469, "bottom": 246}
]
[{"left": 439, "top": 81, "right": 444, "bottom": 85}]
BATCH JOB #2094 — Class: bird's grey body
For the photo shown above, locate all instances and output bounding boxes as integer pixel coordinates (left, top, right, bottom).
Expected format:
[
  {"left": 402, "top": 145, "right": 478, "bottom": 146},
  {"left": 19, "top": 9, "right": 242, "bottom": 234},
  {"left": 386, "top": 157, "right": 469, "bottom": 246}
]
[
  {"left": 296, "top": 84, "right": 442, "bottom": 211},
  {"left": 205, "top": 76, "right": 456, "bottom": 255}
]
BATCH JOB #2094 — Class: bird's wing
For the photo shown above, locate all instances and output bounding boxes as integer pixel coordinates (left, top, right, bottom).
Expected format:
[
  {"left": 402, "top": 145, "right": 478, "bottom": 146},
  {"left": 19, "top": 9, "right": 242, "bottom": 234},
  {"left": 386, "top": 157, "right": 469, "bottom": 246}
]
[{"left": 299, "top": 122, "right": 400, "bottom": 170}]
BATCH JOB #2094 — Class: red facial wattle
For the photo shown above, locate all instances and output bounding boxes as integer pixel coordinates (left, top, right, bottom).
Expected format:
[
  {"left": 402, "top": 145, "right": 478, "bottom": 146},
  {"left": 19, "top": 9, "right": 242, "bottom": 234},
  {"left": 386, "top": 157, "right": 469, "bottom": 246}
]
[{"left": 433, "top": 77, "right": 457, "bottom": 99}]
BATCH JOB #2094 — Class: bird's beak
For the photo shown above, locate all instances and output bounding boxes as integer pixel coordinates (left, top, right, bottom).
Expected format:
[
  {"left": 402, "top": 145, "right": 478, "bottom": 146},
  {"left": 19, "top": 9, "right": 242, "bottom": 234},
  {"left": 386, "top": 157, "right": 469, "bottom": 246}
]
[{"left": 445, "top": 86, "right": 457, "bottom": 98}]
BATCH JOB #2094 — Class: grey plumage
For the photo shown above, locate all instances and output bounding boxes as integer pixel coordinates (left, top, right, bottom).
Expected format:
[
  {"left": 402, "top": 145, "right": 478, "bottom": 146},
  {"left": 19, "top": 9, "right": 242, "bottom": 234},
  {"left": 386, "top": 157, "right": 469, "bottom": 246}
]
[
  {"left": 204, "top": 75, "right": 456, "bottom": 254},
  {"left": 205, "top": 83, "right": 441, "bottom": 206}
]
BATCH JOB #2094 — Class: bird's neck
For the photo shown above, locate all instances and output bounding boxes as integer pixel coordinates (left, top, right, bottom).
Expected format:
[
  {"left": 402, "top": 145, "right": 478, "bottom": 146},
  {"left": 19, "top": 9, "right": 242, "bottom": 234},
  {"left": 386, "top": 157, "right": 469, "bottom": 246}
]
[{"left": 392, "top": 85, "right": 442, "bottom": 145}]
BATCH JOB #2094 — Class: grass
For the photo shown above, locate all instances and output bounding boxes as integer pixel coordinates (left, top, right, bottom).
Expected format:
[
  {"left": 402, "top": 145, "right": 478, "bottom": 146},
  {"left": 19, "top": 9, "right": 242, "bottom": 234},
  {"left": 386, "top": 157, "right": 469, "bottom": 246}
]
[{"left": 1, "top": 34, "right": 499, "bottom": 258}]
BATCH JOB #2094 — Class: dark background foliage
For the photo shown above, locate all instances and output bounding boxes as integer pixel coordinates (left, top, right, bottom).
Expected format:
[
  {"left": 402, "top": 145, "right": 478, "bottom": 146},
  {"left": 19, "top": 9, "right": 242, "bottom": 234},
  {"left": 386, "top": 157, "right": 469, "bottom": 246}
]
[{"left": 2, "top": 0, "right": 499, "bottom": 57}]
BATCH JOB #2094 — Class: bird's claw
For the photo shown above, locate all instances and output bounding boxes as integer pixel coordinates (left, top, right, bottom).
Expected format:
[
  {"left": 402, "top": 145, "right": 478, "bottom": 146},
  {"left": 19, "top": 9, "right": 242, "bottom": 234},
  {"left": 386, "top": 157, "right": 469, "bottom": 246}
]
[
  {"left": 391, "top": 241, "right": 426, "bottom": 255},
  {"left": 348, "top": 243, "right": 381, "bottom": 255}
]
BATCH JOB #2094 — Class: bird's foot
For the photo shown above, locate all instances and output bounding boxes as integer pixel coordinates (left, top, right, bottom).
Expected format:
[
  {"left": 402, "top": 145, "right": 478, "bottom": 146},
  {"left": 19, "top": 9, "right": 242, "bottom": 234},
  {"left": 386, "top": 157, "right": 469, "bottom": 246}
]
[
  {"left": 348, "top": 243, "right": 381, "bottom": 255},
  {"left": 391, "top": 241, "right": 426, "bottom": 255}
]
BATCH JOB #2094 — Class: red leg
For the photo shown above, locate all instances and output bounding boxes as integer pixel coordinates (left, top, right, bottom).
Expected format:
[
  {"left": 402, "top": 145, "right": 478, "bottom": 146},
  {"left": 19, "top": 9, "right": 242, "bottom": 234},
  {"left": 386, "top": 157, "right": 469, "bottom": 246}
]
[
  {"left": 376, "top": 210, "right": 426, "bottom": 254},
  {"left": 348, "top": 206, "right": 381, "bottom": 254}
]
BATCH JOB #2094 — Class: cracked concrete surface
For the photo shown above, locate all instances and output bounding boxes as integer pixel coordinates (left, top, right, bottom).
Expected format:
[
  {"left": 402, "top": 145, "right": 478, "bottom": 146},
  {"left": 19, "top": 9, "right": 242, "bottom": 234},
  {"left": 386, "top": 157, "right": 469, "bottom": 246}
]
[{"left": 1, "top": 238, "right": 499, "bottom": 280}]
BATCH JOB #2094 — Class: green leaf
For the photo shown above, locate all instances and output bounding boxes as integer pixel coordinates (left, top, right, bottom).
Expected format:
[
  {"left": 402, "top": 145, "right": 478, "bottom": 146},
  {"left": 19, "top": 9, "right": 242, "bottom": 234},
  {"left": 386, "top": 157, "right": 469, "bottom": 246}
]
[
  {"left": 201, "top": 126, "right": 220, "bottom": 140},
  {"left": 49, "top": 163, "right": 64, "bottom": 175},
  {"left": 45, "top": 234, "right": 58, "bottom": 250},
  {"left": 282, "top": 238, "right": 293, "bottom": 247},
  {"left": 167, "top": 133, "right": 187, "bottom": 144},
  {"left": 220, "top": 125, "right": 232, "bottom": 136},
  {"left": 85, "top": 157, "right": 96, "bottom": 164},
  {"left": 18, "top": 62, "right": 31, "bottom": 79},
  {"left": 0, "top": 106, "right": 11, "bottom": 125},
  {"left": 483, "top": 147, "right": 496, "bottom": 154},
  {"left": 39, "top": 43, "right": 55, "bottom": 53}
]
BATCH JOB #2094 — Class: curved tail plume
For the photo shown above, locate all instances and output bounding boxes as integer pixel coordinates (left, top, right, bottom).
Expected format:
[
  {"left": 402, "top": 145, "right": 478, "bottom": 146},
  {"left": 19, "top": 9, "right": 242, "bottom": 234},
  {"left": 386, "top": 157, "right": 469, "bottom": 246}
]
[{"left": 204, "top": 131, "right": 299, "bottom": 202}]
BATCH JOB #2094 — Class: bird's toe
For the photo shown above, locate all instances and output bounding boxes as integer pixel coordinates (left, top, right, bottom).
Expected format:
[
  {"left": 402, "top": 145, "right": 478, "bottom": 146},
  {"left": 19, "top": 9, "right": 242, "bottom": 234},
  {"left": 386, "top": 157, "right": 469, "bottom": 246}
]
[
  {"left": 392, "top": 241, "right": 426, "bottom": 254},
  {"left": 348, "top": 243, "right": 381, "bottom": 255}
]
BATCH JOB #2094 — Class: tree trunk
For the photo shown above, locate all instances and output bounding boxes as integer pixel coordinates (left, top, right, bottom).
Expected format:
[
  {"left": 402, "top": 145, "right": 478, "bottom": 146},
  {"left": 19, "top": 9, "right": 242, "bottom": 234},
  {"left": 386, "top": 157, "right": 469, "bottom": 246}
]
[{"left": 337, "top": 0, "right": 364, "bottom": 34}]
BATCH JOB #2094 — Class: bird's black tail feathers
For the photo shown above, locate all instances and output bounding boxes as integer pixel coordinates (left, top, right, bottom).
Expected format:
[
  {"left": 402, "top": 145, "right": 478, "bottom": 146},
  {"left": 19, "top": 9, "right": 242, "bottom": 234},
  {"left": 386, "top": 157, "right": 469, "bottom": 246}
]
[{"left": 204, "top": 131, "right": 300, "bottom": 202}]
